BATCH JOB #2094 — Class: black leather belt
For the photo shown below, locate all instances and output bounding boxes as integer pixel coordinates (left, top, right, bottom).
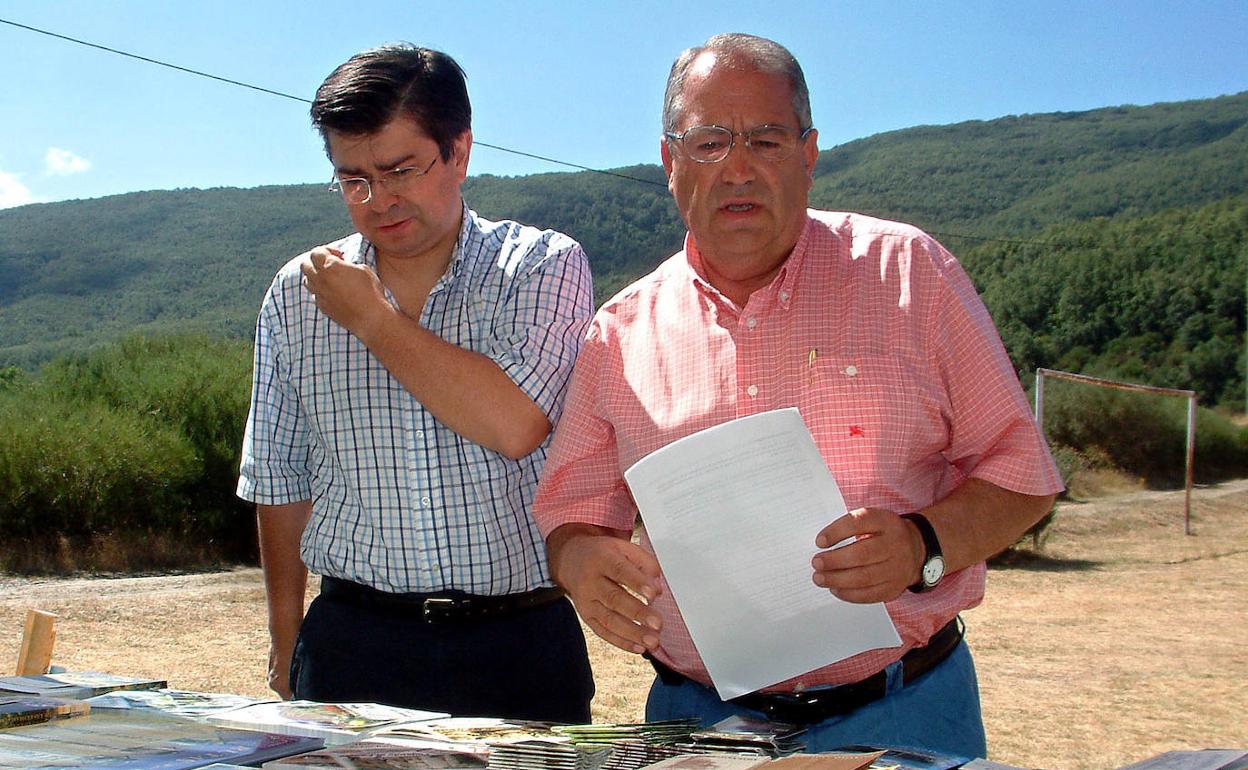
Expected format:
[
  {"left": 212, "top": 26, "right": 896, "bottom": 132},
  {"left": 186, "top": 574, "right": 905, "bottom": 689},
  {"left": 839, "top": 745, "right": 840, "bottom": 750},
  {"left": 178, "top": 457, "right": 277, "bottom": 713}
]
[
  {"left": 647, "top": 617, "right": 964, "bottom": 724},
  {"left": 320, "top": 576, "right": 565, "bottom": 624}
]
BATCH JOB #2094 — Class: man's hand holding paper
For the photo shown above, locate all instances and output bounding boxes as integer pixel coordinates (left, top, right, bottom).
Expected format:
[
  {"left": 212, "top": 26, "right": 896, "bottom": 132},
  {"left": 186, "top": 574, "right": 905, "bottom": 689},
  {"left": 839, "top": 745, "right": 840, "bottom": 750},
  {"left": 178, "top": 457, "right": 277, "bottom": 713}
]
[
  {"left": 811, "top": 507, "right": 926, "bottom": 604},
  {"left": 619, "top": 408, "right": 901, "bottom": 699}
]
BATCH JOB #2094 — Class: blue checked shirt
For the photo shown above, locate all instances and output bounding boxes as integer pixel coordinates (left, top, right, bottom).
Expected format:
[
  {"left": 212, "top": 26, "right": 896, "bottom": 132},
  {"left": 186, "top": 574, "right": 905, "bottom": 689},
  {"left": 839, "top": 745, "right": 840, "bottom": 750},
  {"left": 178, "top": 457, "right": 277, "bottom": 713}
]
[{"left": 237, "top": 204, "right": 594, "bottom": 595}]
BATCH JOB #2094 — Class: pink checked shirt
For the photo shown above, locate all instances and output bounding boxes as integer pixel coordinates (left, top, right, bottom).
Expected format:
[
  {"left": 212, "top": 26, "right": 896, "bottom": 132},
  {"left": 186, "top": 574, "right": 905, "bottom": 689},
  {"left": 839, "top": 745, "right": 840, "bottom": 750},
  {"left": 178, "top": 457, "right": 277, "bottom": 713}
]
[{"left": 534, "top": 210, "right": 1063, "bottom": 692}]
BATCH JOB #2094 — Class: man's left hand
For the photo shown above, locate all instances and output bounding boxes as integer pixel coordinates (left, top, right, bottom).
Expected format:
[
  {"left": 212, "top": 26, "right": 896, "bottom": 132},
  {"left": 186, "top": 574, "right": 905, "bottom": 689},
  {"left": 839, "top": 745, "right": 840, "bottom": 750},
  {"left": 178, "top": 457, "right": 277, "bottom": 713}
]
[
  {"left": 300, "top": 246, "right": 391, "bottom": 341},
  {"left": 810, "top": 508, "right": 924, "bottom": 603}
]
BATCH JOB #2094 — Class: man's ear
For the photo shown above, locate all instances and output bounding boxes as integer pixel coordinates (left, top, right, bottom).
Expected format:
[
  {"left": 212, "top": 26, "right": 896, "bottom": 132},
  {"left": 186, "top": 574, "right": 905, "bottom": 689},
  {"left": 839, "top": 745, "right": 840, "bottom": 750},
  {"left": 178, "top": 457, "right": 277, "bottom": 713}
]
[
  {"left": 452, "top": 130, "right": 473, "bottom": 181},
  {"left": 661, "top": 138, "right": 679, "bottom": 197},
  {"left": 802, "top": 128, "right": 819, "bottom": 181}
]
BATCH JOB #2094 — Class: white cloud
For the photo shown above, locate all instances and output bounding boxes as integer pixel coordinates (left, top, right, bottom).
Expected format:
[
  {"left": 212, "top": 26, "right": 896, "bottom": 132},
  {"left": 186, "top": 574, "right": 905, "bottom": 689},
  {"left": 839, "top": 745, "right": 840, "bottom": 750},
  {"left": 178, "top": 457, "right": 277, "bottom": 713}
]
[
  {"left": 0, "top": 169, "right": 37, "bottom": 209},
  {"left": 45, "top": 147, "right": 92, "bottom": 176}
]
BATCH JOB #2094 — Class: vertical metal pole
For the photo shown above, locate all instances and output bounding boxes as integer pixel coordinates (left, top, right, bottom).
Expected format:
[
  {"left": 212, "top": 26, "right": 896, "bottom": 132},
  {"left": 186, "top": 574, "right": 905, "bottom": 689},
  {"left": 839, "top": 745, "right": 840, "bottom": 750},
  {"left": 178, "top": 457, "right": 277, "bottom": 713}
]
[
  {"left": 1034, "top": 369, "right": 1046, "bottom": 431},
  {"left": 1185, "top": 394, "right": 1196, "bottom": 536}
]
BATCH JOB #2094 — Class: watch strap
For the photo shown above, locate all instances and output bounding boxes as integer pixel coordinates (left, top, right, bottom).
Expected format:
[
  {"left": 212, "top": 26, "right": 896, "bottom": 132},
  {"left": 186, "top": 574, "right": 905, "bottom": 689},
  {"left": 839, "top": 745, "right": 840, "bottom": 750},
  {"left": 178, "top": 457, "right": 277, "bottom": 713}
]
[{"left": 901, "top": 512, "right": 943, "bottom": 592}]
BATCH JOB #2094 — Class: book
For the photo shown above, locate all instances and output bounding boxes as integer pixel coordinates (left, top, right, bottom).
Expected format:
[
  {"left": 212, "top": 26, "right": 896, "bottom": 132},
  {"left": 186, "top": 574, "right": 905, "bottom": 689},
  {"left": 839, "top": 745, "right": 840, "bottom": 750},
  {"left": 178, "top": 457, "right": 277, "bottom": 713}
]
[
  {"left": 832, "top": 745, "right": 969, "bottom": 770},
  {"left": 263, "top": 741, "right": 489, "bottom": 769},
  {"left": 767, "top": 753, "right": 885, "bottom": 770},
  {"left": 552, "top": 720, "right": 701, "bottom": 746},
  {"left": 1114, "top": 750, "right": 1248, "bottom": 770},
  {"left": 205, "top": 700, "right": 448, "bottom": 745},
  {"left": 638, "top": 755, "right": 771, "bottom": 770},
  {"left": 0, "top": 708, "right": 323, "bottom": 769},
  {"left": 0, "top": 671, "right": 167, "bottom": 700},
  {"left": 687, "top": 715, "right": 807, "bottom": 757},
  {"left": 372, "top": 718, "right": 560, "bottom": 747},
  {"left": 0, "top": 695, "right": 89, "bottom": 728},
  {"left": 86, "top": 687, "right": 264, "bottom": 717},
  {"left": 486, "top": 738, "right": 616, "bottom": 770}
]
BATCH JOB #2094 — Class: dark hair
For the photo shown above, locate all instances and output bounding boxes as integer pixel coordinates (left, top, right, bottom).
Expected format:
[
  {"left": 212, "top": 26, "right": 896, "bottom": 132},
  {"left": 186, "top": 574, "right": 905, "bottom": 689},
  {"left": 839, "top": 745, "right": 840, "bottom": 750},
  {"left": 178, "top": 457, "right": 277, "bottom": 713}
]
[
  {"left": 311, "top": 43, "right": 471, "bottom": 161},
  {"left": 662, "top": 33, "right": 811, "bottom": 134}
]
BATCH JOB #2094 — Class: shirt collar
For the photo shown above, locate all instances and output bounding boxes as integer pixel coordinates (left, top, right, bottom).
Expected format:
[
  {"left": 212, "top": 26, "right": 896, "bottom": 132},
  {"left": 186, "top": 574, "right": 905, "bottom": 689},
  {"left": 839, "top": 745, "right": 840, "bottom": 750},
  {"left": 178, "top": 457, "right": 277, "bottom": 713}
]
[{"left": 681, "top": 211, "right": 815, "bottom": 311}]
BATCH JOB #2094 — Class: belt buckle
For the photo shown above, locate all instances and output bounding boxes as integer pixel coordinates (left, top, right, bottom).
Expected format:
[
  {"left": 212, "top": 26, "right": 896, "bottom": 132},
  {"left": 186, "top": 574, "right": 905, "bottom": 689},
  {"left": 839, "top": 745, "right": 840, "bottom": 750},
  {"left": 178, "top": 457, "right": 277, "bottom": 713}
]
[
  {"left": 756, "top": 692, "right": 816, "bottom": 725},
  {"left": 422, "top": 597, "right": 457, "bottom": 623}
]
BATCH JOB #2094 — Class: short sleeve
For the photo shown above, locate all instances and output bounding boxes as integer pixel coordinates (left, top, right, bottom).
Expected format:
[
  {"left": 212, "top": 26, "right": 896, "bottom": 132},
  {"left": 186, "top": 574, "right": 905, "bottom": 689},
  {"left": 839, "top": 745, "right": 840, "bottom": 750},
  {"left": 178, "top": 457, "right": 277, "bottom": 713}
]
[
  {"left": 532, "top": 320, "right": 638, "bottom": 537},
  {"left": 486, "top": 239, "right": 595, "bottom": 425},
  {"left": 931, "top": 247, "right": 1064, "bottom": 496},
  {"left": 236, "top": 275, "right": 313, "bottom": 504}
]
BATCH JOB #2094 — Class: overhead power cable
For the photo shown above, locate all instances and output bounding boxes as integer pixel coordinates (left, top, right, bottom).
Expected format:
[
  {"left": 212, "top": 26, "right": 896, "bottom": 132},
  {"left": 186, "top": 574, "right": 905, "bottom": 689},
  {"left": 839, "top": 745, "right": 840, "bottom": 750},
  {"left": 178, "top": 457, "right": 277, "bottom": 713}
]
[
  {"left": 0, "top": 16, "right": 666, "bottom": 187},
  {"left": 0, "top": 16, "right": 1097, "bottom": 247}
]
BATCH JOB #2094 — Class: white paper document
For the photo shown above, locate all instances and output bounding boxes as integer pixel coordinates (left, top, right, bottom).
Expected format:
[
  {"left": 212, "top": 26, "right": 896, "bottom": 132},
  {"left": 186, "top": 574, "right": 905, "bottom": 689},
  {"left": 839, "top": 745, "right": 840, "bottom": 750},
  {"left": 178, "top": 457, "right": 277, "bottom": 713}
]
[{"left": 624, "top": 407, "right": 901, "bottom": 699}]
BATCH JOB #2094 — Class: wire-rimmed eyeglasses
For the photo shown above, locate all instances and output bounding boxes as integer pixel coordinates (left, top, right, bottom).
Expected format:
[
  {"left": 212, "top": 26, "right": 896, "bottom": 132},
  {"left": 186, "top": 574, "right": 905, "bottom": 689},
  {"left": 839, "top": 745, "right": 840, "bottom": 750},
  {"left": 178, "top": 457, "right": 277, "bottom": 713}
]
[
  {"left": 664, "top": 124, "right": 814, "bottom": 164},
  {"left": 328, "top": 155, "right": 439, "bottom": 205}
]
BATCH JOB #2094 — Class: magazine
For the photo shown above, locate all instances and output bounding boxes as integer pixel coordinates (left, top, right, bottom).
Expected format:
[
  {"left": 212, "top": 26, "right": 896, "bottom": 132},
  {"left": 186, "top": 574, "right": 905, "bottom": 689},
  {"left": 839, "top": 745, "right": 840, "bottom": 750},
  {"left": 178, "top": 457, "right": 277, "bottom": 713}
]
[
  {"left": 0, "top": 708, "right": 322, "bottom": 769},
  {"left": 206, "top": 700, "right": 448, "bottom": 745},
  {"left": 0, "top": 671, "right": 167, "bottom": 700},
  {"left": 264, "top": 741, "right": 489, "bottom": 769}
]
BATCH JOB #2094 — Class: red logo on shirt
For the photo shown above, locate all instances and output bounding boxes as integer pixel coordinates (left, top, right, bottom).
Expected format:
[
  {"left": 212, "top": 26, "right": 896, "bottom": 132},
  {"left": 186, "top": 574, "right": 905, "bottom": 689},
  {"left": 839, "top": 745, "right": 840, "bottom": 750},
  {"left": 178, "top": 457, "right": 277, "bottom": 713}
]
[{"left": 848, "top": 425, "right": 865, "bottom": 437}]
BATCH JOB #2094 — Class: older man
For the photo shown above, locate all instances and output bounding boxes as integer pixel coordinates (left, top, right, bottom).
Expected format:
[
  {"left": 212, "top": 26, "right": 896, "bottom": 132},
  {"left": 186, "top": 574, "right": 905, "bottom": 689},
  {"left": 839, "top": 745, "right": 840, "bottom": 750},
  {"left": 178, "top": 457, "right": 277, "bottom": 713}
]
[
  {"left": 533, "top": 33, "right": 1061, "bottom": 755},
  {"left": 237, "top": 44, "right": 594, "bottom": 721}
]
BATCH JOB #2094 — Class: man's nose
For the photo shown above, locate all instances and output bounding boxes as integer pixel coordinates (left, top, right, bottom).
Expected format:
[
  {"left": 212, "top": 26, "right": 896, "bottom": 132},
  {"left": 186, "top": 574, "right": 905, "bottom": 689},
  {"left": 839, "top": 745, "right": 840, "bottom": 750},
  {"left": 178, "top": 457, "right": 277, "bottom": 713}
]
[
  {"left": 719, "top": 138, "right": 756, "bottom": 184},
  {"left": 367, "top": 181, "right": 400, "bottom": 212}
]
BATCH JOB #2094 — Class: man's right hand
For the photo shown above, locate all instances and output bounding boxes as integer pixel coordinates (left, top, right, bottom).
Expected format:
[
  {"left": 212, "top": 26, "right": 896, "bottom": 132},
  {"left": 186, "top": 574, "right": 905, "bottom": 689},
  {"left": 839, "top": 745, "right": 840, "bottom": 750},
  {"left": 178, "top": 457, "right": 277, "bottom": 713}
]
[
  {"left": 546, "top": 523, "right": 664, "bottom": 654},
  {"left": 267, "top": 640, "right": 295, "bottom": 700},
  {"left": 257, "top": 502, "right": 312, "bottom": 701}
]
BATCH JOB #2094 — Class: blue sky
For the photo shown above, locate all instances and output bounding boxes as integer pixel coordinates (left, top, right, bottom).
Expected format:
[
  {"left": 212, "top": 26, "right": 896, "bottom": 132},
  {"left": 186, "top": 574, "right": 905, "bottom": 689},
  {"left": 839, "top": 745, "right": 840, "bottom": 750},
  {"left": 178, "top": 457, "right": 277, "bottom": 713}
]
[{"left": 1, "top": 0, "right": 1246, "bottom": 209}]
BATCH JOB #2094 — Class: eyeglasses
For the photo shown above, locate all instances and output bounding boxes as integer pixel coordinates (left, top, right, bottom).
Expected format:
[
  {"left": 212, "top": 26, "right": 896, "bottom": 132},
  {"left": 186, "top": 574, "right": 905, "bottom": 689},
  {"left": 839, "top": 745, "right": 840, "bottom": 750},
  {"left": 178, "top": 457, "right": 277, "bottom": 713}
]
[
  {"left": 664, "top": 124, "right": 814, "bottom": 164},
  {"left": 328, "top": 155, "right": 439, "bottom": 205}
]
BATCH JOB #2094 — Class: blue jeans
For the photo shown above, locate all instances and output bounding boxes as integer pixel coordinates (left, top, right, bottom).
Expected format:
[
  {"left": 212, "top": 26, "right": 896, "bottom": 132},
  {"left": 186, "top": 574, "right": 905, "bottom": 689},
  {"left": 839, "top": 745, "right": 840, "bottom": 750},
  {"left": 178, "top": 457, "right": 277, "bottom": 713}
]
[{"left": 645, "top": 640, "right": 986, "bottom": 758}]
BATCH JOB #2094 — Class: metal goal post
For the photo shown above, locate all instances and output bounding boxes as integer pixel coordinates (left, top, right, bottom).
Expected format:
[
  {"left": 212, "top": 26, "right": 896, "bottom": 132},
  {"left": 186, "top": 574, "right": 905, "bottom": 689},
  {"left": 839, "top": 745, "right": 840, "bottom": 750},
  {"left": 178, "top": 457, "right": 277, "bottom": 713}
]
[{"left": 1033, "top": 367, "right": 1197, "bottom": 535}]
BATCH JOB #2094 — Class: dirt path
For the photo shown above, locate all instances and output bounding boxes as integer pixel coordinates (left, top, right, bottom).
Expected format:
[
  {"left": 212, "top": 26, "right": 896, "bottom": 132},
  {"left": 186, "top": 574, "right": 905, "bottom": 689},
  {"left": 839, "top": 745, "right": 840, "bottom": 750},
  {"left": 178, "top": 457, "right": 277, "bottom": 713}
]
[{"left": 2, "top": 480, "right": 1245, "bottom": 770}]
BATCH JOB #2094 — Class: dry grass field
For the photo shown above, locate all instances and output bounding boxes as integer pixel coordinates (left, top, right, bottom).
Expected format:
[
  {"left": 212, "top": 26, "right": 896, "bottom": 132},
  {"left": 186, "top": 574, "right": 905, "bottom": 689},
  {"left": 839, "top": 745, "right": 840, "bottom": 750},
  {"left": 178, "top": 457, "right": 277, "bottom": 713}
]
[{"left": 1, "top": 479, "right": 1244, "bottom": 770}]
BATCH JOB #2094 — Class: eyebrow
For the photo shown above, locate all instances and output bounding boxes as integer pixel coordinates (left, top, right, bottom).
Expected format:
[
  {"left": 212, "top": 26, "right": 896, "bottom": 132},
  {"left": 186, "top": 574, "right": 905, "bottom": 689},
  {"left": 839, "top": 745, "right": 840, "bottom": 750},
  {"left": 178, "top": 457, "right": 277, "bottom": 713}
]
[{"left": 334, "top": 152, "right": 421, "bottom": 177}]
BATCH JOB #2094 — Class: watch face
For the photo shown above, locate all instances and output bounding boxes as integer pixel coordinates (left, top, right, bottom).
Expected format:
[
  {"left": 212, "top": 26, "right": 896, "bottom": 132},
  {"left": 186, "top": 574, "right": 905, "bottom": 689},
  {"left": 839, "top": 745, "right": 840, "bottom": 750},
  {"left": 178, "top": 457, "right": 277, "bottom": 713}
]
[{"left": 922, "top": 555, "right": 946, "bottom": 586}]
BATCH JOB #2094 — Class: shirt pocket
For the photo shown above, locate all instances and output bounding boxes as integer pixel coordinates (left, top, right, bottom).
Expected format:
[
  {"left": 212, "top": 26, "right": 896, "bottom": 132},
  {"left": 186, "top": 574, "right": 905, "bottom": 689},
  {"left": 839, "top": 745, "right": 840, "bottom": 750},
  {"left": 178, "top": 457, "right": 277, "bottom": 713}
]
[{"left": 796, "top": 353, "right": 947, "bottom": 497}]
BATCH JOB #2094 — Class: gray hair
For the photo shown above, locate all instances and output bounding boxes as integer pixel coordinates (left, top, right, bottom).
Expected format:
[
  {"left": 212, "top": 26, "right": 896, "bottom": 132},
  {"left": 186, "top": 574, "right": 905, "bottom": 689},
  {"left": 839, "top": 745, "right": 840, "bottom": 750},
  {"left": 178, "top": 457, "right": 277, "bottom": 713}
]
[{"left": 661, "top": 33, "right": 812, "bottom": 134}]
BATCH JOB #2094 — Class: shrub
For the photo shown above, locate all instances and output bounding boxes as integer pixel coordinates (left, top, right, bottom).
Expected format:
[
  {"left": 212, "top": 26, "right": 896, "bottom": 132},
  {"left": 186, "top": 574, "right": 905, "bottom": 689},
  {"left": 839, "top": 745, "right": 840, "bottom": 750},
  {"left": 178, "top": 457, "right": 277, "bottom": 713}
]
[
  {"left": 0, "top": 333, "right": 258, "bottom": 567},
  {"left": 1041, "top": 381, "right": 1248, "bottom": 486},
  {"left": 0, "top": 388, "right": 200, "bottom": 537},
  {"left": 38, "top": 334, "right": 254, "bottom": 530}
]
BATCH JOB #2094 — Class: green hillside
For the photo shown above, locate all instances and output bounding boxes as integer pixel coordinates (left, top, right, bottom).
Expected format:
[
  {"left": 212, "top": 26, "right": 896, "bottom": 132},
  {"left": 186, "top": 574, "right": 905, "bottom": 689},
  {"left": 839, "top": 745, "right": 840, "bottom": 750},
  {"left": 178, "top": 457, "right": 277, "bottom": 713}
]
[
  {"left": 1, "top": 92, "right": 1245, "bottom": 406},
  {"left": 810, "top": 92, "right": 1248, "bottom": 239},
  {"left": 0, "top": 185, "right": 350, "bottom": 367}
]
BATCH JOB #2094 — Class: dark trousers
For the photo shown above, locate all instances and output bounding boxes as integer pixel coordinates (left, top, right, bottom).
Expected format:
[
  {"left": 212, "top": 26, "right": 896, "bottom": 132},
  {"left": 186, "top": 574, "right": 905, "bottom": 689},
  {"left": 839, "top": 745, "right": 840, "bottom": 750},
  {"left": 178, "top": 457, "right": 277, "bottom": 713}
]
[{"left": 290, "top": 584, "right": 595, "bottom": 723}]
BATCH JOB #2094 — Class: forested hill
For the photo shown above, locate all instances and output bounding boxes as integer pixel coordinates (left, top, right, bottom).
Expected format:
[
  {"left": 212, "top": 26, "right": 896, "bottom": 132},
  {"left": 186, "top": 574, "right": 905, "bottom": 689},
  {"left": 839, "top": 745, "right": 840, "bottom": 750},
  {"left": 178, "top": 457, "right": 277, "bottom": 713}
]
[
  {"left": 810, "top": 91, "right": 1248, "bottom": 237},
  {"left": 1, "top": 92, "right": 1245, "bottom": 405}
]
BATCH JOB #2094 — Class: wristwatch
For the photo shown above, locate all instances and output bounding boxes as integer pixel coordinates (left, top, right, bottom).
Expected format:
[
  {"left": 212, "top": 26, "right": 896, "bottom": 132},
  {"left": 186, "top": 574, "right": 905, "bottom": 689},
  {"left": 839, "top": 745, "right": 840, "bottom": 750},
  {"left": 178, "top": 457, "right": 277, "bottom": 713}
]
[{"left": 901, "top": 512, "right": 945, "bottom": 592}]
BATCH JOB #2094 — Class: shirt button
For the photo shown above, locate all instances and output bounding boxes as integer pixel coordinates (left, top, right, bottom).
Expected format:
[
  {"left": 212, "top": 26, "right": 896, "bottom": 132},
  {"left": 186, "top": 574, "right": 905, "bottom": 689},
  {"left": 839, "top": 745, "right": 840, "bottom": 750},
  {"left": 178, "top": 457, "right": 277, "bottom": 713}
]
[
  {"left": 416, "top": 430, "right": 425, "bottom": 439},
  {"left": 779, "top": 290, "right": 790, "bottom": 302},
  {"left": 421, "top": 496, "right": 432, "bottom": 507},
  {"left": 745, "top": 316, "right": 758, "bottom": 330},
  {"left": 844, "top": 365, "right": 859, "bottom": 377},
  {"left": 746, "top": 384, "right": 759, "bottom": 398}
]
